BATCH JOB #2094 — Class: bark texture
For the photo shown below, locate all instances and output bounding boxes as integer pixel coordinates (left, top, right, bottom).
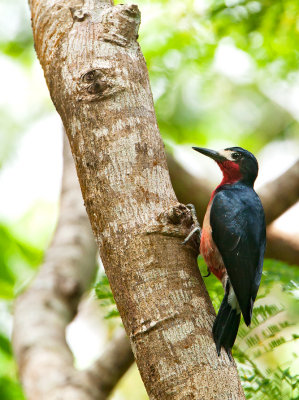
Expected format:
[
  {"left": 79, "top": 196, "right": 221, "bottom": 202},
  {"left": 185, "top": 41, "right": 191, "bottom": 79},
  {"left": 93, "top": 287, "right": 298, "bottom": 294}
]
[
  {"left": 13, "top": 137, "right": 133, "bottom": 400},
  {"left": 28, "top": 0, "right": 245, "bottom": 398}
]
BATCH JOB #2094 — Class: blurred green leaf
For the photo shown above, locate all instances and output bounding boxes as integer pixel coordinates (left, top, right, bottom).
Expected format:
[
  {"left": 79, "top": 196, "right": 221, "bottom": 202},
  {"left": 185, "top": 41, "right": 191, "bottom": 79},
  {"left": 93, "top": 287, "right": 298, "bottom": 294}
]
[
  {"left": 95, "top": 274, "right": 120, "bottom": 319},
  {"left": 95, "top": 275, "right": 115, "bottom": 300},
  {"left": 0, "top": 223, "right": 43, "bottom": 297},
  {"left": 104, "top": 309, "right": 120, "bottom": 319},
  {"left": 0, "top": 333, "right": 12, "bottom": 355},
  {"left": 0, "top": 282, "right": 14, "bottom": 300},
  {"left": 0, "top": 377, "right": 25, "bottom": 400}
]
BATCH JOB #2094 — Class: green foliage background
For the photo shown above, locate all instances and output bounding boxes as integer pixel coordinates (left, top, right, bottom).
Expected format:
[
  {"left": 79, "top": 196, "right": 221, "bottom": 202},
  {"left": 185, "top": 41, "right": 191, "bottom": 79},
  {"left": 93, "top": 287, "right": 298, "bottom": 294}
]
[
  {"left": 96, "top": 258, "right": 299, "bottom": 399},
  {"left": 0, "top": 0, "right": 298, "bottom": 398}
]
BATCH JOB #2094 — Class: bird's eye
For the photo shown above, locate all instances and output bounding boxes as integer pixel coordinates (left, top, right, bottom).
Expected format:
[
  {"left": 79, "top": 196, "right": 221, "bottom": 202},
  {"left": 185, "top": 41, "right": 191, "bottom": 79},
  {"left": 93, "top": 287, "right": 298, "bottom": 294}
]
[{"left": 232, "top": 152, "right": 241, "bottom": 160}]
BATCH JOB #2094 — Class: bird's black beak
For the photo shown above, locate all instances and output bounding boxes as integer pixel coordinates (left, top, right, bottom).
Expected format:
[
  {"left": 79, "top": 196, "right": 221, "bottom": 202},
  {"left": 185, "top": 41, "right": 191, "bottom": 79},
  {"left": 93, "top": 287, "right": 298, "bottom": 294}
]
[{"left": 192, "top": 147, "right": 226, "bottom": 162}]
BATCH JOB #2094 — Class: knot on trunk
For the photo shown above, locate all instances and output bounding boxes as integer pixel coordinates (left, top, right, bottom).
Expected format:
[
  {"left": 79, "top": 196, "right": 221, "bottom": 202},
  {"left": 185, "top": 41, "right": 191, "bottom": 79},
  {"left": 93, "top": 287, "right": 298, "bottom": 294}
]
[
  {"left": 70, "top": 6, "right": 90, "bottom": 22},
  {"left": 78, "top": 68, "right": 125, "bottom": 101},
  {"left": 159, "top": 204, "right": 194, "bottom": 227},
  {"left": 100, "top": 4, "right": 141, "bottom": 46},
  {"left": 58, "top": 4, "right": 142, "bottom": 104},
  {"left": 145, "top": 204, "right": 200, "bottom": 252}
]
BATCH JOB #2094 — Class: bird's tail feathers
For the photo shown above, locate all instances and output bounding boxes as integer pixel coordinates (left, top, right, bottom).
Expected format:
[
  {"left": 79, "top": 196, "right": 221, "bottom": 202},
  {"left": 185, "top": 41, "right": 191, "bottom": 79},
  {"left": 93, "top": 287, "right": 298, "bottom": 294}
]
[{"left": 212, "top": 288, "right": 241, "bottom": 360}]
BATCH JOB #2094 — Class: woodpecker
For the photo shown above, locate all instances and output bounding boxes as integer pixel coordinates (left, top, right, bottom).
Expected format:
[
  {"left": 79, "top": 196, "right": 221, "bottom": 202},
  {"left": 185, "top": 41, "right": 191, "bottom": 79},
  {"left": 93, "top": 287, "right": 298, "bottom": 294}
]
[{"left": 191, "top": 146, "right": 266, "bottom": 359}]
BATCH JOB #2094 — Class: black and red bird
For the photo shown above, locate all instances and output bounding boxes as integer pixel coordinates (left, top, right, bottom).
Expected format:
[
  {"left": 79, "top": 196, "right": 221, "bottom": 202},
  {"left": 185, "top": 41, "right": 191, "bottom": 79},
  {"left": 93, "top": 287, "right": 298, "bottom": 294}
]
[{"left": 193, "top": 146, "right": 266, "bottom": 358}]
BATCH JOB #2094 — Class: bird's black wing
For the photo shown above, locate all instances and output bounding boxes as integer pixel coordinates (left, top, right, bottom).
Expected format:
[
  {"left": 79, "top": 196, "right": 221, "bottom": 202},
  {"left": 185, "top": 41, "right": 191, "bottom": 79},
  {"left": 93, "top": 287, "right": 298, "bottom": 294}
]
[{"left": 210, "top": 185, "right": 266, "bottom": 325}]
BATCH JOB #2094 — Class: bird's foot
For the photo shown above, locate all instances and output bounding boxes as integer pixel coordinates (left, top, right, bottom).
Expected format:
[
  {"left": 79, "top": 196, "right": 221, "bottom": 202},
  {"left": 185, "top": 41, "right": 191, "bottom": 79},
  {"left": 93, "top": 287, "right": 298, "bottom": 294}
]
[
  {"left": 186, "top": 203, "right": 200, "bottom": 226},
  {"left": 182, "top": 204, "right": 201, "bottom": 245},
  {"left": 182, "top": 226, "right": 201, "bottom": 245}
]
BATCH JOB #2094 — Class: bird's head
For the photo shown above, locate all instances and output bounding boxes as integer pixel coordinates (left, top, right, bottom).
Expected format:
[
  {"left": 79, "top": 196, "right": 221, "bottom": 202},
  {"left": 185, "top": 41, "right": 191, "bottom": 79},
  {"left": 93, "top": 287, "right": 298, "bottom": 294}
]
[{"left": 192, "top": 146, "right": 258, "bottom": 187}]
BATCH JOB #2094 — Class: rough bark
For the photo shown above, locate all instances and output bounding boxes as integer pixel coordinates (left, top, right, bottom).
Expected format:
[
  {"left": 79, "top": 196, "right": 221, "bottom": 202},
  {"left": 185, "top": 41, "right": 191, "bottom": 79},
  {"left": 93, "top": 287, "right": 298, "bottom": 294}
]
[
  {"left": 13, "top": 136, "right": 133, "bottom": 400},
  {"left": 28, "top": 0, "right": 245, "bottom": 398},
  {"left": 168, "top": 154, "right": 299, "bottom": 265}
]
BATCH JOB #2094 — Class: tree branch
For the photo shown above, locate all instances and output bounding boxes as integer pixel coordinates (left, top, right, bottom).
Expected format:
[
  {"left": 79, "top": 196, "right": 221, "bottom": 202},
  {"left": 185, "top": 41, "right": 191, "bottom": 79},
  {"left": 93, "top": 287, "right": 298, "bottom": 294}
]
[
  {"left": 87, "top": 331, "right": 134, "bottom": 397},
  {"left": 265, "top": 226, "right": 299, "bottom": 265},
  {"left": 168, "top": 154, "right": 299, "bottom": 264},
  {"left": 13, "top": 136, "right": 133, "bottom": 400},
  {"left": 257, "top": 160, "right": 299, "bottom": 225},
  {"left": 166, "top": 154, "right": 213, "bottom": 223},
  {"left": 27, "top": 0, "right": 245, "bottom": 398}
]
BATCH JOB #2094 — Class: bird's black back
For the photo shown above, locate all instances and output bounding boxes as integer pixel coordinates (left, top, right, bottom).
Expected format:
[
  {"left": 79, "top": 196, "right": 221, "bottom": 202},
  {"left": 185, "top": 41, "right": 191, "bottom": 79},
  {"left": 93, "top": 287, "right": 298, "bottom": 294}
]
[{"left": 210, "top": 182, "right": 266, "bottom": 325}]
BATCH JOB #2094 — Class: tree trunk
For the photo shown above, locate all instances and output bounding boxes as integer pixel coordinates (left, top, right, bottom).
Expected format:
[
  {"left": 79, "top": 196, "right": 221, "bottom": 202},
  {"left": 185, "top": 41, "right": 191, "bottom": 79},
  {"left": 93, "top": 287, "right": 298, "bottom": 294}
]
[{"left": 28, "top": 0, "right": 245, "bottom": 398}]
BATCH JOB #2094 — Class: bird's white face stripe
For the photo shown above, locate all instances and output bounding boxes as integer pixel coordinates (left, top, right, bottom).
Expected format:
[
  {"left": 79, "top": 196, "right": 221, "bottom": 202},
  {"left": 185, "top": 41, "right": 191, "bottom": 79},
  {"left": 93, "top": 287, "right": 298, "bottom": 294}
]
[{"left": 218, "top": 149, "right": 236, "bottom": 161}]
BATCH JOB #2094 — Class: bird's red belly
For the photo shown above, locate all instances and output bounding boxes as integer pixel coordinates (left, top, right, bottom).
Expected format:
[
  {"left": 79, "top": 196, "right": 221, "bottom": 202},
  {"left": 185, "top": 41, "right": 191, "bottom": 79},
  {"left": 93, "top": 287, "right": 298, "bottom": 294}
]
[{"left": 200, "top": 204, "right": 226, "bottom": 282}]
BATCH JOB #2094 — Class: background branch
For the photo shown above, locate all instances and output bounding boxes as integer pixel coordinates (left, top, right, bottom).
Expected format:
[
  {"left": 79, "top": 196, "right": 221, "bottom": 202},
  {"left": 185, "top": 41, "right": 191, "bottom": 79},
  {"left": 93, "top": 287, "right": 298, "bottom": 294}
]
[
  {"left": 13, "top": 136, "right": 133, "bottom": 400},
  {"left": 265, "top": 227, "right": 299, "bottom": 265},
  {"left": 257, "top": 160, "right": 299, "bottom": 225},
  {"left": 87, "top": 331, "right": 134, "bottom": 398},
  {"left": 167, "top": 154, "right": 213, "bottom": 223}
]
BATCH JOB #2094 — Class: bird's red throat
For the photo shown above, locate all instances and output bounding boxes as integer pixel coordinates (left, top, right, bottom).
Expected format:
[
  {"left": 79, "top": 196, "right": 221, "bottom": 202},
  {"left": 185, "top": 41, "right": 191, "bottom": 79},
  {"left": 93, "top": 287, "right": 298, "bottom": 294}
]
[
  {"left": 208, "top": 161, "right": 243, "bottom": 204},
  {"left": 218, "top": 160, "right": 242, "bottom": 185}
]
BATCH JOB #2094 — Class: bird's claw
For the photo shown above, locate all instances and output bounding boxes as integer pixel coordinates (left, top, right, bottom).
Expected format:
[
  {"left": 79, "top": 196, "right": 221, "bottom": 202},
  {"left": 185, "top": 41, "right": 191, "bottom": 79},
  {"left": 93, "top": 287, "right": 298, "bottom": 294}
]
[
  {"left": 182, "top": 226, "right": 201, "bottom": 245},
  {"left": 182, "top": 204, "right": 201, "bottom": 245},
  {"left": 186, "top": 204, "right": 200, "bottom": 226}
]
